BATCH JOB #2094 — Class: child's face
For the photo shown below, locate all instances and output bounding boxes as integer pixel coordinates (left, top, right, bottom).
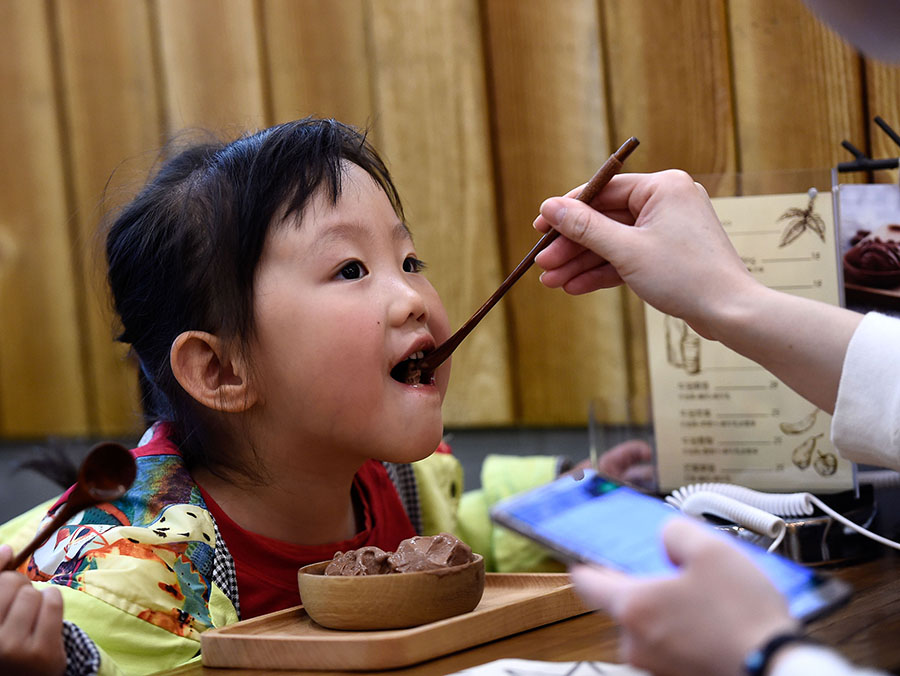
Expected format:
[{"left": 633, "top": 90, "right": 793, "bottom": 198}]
[{"left": 249, "top": 163, "right": 451, "bottom": 465}]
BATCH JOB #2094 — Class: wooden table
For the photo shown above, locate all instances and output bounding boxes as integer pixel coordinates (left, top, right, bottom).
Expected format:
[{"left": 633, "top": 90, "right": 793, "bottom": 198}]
[{"left": 160, "top": 553, "right": 900, "bottom": 676}]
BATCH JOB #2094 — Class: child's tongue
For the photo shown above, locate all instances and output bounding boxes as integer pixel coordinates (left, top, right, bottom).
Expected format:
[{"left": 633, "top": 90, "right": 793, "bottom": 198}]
[{"left": 390, "top": 358, "right": 433, "bottom": 386}]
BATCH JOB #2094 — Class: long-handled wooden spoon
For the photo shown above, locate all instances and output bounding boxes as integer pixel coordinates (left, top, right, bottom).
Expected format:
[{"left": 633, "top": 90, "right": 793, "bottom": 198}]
[
  {"left": 4, "top": 441, "right": 137, "bottom": 571},
  {"left": 398, "top": 136, "right": 639, "bottom": 385}
]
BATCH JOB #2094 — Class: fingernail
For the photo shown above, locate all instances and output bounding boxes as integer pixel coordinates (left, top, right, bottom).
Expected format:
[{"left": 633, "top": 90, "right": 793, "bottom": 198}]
[{"left": 542, "top": 199, "right": 567, "bottom": 225}]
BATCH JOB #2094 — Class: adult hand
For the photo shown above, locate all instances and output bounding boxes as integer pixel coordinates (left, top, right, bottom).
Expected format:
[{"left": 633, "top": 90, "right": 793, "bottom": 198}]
[
  {"left": 534, "top": 170, "right": 760, "bottom": 340},
  {"left": 570, "top": 518, "right": 798, "bottom": 676},
  {"left": 0, "top": 544, "right": 66, "bottom": 676},
  {"left": 571, "top": 439, "right": 655, "bottom": 489}
]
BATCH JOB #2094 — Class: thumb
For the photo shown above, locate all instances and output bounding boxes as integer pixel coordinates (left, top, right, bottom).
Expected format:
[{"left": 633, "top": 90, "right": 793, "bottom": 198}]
[
  {"left": 540, "top": 197, "right": 626, "bottom": 259},
  {"left": 661, "top": 517, "right": 721, "bottom": 568},
  {"left": 0, "top": 543, "right": 12, "bottom": 569},
  {"left": 569, "top": 564, "right": 635, "bottom": 616}
]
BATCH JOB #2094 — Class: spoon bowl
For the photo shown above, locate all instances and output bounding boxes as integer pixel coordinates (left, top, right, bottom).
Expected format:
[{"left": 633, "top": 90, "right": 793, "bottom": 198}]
[{"left": 4, "top": 442, "right": 136, "bottom": 571}]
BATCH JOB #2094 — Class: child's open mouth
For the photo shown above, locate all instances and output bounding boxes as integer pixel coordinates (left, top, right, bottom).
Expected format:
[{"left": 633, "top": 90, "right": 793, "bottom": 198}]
[{"left": 390, "top": 351, "right": 436, "bottom": 386}]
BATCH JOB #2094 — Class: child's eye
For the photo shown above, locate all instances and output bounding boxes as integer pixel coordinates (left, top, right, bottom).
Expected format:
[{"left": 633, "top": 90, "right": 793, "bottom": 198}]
[
  {"left": 338, "top": 261, "right": 368, "bottom": 280},
  {"left": 403, "top": 256, "right": 426, "bottom": 273}
]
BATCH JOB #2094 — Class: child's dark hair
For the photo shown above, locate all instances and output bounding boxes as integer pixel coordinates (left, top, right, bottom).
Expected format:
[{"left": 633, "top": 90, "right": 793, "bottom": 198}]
[{"left": 107, "top": 118, "right": 404, "bottom": 477}]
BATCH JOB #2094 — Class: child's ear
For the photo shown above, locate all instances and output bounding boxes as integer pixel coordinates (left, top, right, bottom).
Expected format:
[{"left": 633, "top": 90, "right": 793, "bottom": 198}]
[{"left": 170, "top": 331, "right": 257, "bottom": 412}]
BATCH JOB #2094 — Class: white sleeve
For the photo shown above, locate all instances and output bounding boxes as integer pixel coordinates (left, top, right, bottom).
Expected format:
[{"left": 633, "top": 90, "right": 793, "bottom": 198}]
[
  {"left": 831, "top": 312, "right": 900, "bottom": 469},
  {"left": 771, "top": 644, "right": 887, "bottom": 676}
]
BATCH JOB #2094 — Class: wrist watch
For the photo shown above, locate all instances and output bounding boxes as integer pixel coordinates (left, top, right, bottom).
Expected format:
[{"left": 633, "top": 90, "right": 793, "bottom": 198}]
[{"left": 744, "top": 631, "right": 820, "bottom": 676}]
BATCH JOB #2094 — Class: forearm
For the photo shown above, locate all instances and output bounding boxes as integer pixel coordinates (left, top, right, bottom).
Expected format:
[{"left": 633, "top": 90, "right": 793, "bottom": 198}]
[{"left": 703, "top": 284, "right": 862, "bottom": 414}]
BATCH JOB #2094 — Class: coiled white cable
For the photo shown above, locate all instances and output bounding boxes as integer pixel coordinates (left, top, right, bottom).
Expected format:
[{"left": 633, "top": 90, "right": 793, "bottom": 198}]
[
  {"left": 666, "top": 483, "right": 900, "bottom": 552},
  {"left": 679, "top": 491, "right": 786, "bottom": 552},
  {"left": 667, "top": 483, "right": 814, "bottom": 517}
]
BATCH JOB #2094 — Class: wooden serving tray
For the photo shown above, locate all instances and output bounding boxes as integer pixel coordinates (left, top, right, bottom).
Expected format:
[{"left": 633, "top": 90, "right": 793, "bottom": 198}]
[{"left": 200, "top": 573, "right": 589, "bottom": 671}]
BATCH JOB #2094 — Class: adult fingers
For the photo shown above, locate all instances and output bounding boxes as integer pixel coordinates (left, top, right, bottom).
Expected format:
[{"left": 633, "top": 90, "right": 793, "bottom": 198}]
[
  {"left": 539, "top": 198, "right": 632, "bottom": 263},
  {"left": 32, "top": 587, "right": 63, "bottom": 645},
  {"left": 534, "top": 233, "right": 598, "bottom": 270},
  {"left": 534, "top": 207, "right": 634, "bottom": 236},
  {"left": 660, "top": 518, "right": 723, "bottom": 568},
  {"left": 597, "top": 440, "right": 652, "bottom": 477},
  {"left": 1, "top": 582, "right": 42, "bottom": 643},
  {"left": 620, "top": 463, "right": 657, "bottom": 489},
  {"left": 609, "top": 439, "right": 653, "bottom": 465},
  {"left": 569, "top": 564, "right": 636, "bottom": 616},
  {"left": 560, "top": 266, "right": 624, "bottom": 295},
  {"left": 0, "top": 544, "right": 12, "bottom": 570},
  {"left": 537, "top": 247, "right": 609, "bottom": 288},
  {"left": 0, "top": 572, "right": 29, "bottom": 625}
]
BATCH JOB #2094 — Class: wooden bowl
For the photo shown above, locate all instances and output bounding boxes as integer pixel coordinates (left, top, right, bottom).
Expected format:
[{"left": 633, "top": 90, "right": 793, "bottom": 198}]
[{"left": 297, "top": 554, "right": 485, "bottom": 630}]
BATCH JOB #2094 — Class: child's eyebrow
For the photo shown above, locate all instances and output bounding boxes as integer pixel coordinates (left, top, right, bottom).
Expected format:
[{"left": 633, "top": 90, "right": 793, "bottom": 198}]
[
  {"left": 394, "top": 222, "right": 415, "bottom": 244},
  {"left": 313, "top": 221, "right": 414, "bottom": 252}
]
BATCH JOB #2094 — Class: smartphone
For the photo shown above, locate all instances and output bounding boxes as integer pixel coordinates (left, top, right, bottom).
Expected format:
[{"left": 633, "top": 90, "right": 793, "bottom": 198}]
[{"left": 490, "top": 470, "right": 851, "bottom": 622}]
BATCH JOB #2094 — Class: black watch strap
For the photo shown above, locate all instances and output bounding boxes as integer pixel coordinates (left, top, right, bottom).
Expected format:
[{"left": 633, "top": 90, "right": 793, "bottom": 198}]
[{"left": 744, "top": 631, "right": 820, "bottom": 676}]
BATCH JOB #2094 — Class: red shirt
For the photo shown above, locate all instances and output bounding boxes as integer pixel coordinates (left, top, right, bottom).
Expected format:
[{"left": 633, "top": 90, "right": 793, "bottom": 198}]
[{"left": 199, "top": 460, "right": 415, "bottom": 619}]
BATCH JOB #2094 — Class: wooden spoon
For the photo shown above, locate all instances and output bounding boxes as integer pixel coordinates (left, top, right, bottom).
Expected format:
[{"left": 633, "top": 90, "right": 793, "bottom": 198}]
[
  {"left": 399, "top": 136, "right": 639, "bottom": 385},
  {"left": 4, "top": 441, "right": 137, "bottom": 571}
]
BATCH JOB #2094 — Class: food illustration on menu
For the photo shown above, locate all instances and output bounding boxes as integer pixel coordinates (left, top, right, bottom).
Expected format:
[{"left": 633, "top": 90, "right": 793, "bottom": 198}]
[{"left": 646, "top": 191, "right": 853, "bottom": 493}]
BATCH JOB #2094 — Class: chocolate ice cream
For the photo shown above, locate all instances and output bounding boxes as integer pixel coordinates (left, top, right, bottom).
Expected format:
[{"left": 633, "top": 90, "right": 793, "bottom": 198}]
[
  {"left": 324, "top": 533, "right": 474, "bottom": 576},
  {"left": 324, "top": 546, "right": 393, "bottom": 576}
]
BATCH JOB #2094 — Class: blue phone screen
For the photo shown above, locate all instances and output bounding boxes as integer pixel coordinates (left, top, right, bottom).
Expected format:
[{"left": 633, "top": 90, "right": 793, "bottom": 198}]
[{"left": 494, "top": 471, "right": 838, "bottom": 619}]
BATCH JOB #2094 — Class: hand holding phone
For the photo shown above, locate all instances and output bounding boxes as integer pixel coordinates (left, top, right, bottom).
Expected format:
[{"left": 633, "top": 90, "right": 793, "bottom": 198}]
[
  {"left": 490, "top": 470, "right": 850, "bottom": 622},
  {"left": 569, "top": 518, "right": 810, "bottom": 676}
]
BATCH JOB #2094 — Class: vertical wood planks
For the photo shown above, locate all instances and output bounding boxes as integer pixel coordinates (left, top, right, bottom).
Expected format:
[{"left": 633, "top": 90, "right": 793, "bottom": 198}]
[
  {"left": 0, "top": 0, "right": 88, "bottom": 435},
  {"left": 728, "top": 0, "right": 866, "bottom": 194},
  {"left": 2, "top": 2, "right": 898, "bottom": 437},
  {"left": 155, "top": 0, "right": 268, "bottom": 136},
  {"left": 599, "top": 0, "right": 737, "bottom": 422},
  {"left": 601, "top": 0, "right": 736, "bottom": 185},
  {"left": 367, "top": 0, "right": 514, "bottom": 425},
  {"left": 54, "top": 0, "right": 162, "bottom": 435},
  {"left": 263, "top": 0, "right": 374, "bottom": 129},
  {"left": 482, "top": 0, "right": 630, "bottom": 424},
  {"left": 864, "top": 61, "right": 900, "bottom": 184}
]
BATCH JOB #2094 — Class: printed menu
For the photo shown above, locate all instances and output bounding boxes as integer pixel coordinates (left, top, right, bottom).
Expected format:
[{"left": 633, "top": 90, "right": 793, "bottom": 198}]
[{"left": 646, "top": 190, "right": 854, "bottom": 493}]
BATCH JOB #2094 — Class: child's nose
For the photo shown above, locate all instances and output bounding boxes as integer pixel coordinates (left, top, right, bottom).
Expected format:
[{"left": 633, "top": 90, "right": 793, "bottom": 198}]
[{"left": 389, "top": 277, "right": 429, "bottom": 325}]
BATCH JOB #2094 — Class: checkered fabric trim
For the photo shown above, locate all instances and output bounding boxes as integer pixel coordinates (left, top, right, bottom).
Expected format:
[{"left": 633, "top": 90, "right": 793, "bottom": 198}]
[
  {"left": 62, "top": 621, "right": 101, "bottom": 676},
  {"left": 383, "top": 462, "right": 423, "bottom": 534},
  {"left": 211, "top": 514, "right": 241, "bottom": 619}
]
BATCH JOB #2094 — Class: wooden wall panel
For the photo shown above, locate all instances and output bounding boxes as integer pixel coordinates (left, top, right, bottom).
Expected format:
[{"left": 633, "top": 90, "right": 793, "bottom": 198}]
[
  {"left": 54, "top": 0, "right": 161, "bottom": 435},
  {"left": 599, "top": 0, "right": 736, "bottom": 423},
  {"left": 367, "top": 0, "right": 514, "bottom": 425},
  {"left": 601, "top": 0, "right": 736, "bottom": 189},
  {"left": 865, "top": 61, "right": 900, "bottom": 185},
  {"left": 0, "top": 0, "right": 88, "bottom": 435},
  {"left": 728, "top": 0, "right": 866, "bottom": 194},
  {"left": 263, "top": 0, "right": 374, "bottom": 129},
  {"left": 156, "top": 0, "right": 268, "bottom": 136},
  {"left": 2, "top": 1, "right": 896, "bottom": 437},
  {"left": 482, "top": 0, "right": 629, "bottom": 425}
]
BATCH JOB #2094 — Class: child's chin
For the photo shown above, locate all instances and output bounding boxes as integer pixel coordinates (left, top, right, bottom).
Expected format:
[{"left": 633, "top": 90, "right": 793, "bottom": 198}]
[{"left": 388, "top": 431, "right": 444, "bottom": 464}]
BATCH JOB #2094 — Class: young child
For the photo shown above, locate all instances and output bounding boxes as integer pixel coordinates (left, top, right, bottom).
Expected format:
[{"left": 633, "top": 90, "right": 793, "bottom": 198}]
[
  {"left": 0, "top": 118, "right": 652, "bottom": 675},
  {"left": 1, "top": 118, "right": 459, "bottom": 675}
]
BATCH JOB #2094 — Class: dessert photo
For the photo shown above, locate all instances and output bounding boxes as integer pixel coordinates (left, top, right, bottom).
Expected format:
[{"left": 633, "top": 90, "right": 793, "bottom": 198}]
[{"left": 837, "top": 183, "right": 900, "bottom": 315}]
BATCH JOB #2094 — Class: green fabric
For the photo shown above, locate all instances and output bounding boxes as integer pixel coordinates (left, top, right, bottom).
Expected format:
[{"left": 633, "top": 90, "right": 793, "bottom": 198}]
[
  {"left": 457, "top": 488, "right": 495, "bottom": 571},
  {"left": 473, "top": 454, "right": 566, "bottom": 573},
  {"left": 0, "top": 497, "right": 57, "bottom": 556},
  {"left": 411, "top": 451, "right": 463, "bottom": 535},
  {"left": 34, "top": 583, "right": 201, "bottom": 676},
  {"left": 208, "top": 582, "right": 239, "bottom": 628}
]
